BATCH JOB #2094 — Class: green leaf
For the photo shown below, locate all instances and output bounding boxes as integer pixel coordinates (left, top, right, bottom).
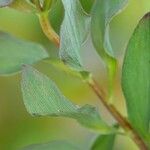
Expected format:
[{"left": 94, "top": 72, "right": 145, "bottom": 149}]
[
  {"left": 91, "top": 134, "right": 115, "bottom": 150},
  {"left": 91, "top": 0, "right": 128, "bottom": 102},
  {"left": 23, "top": 140, "right": 79, "bottom": 150},
  {"left": 122, "top": 13, "right": 150, "bottom": 144},
  {"left": 9, "top": 0, "right": 36, "bottom": 13},
  {"left": 91, "top": 0, "right": 128, "bottom": 59},
  {"left": 0, "top": 0, "right": 13, "bottom": 7},
  {"left": 79, "top": 0, "right": 94, "bottom": 13},
  {"left": 59, "top": 0, "right": 90, "bottom": 71},
  {"left": 21, "top": 65, "right": 115, "bottom": 134},
  {"left": 0, "top": 32, "right": 48, "bottom": 75}
]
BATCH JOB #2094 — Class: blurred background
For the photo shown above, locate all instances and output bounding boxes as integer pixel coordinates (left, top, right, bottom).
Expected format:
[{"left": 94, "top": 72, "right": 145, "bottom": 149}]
[{"left": 0, "top": 0, "right": 150, "bottom": 149}]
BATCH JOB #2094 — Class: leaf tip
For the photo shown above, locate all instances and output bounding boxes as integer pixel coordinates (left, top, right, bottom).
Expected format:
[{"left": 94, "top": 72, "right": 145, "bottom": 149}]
[{"left": 143, "top": 12, "right": 150, "bottom": 20}]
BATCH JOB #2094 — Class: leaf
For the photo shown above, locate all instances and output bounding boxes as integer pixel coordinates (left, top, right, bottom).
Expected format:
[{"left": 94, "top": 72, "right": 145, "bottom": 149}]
[
  {"left": 0, "top": 32, "right": 49, "bottom": 75},
  {"left": 9, "top": 0, "right": 36, "bottom": 13},
  {"left": 91, "top": 134, "right": 115, "bottom": 150},
  {"left": 59, "top": 0, "right": 90, "bottom": 71},
  {"left": 0, "top": 0, "right": 13, "bottom": 7},
  {"left": 79, "top": 0, "right": 94, "bottom": 13},
  {"left": 91, "top": 0, "right": 128, "bottom": 59},
  {"left": 21, "top": 65, "right": 115, "bottom": 134},
  {"left": 23, "top": 140, "right": 79, "bottom": 150},
  {"left": 43, "top": 58, "right": 91, "bottom": 81},
  {"left": 122, "top": 13, "right": 150, "bottom": 143},
  {"left": 91, "top": 0, "right": 128, "bottom": 102}
]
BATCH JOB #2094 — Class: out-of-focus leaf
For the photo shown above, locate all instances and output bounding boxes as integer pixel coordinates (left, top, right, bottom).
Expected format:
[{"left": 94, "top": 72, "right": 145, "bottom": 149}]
[
  {"left": 122, "top": 13, "right": 150, "bottom": 145},
  {"left": 91, "top": 0, "right": 128, "bottom": 102},
  {"left": 91, "top": 134, "right": 115, "bottom": 150},
  {"left": 0, "top": 32, "right": 48, "bottom": 75},
  {"left": 59, "top": 0, "right": 90, "bottom": 71},
  {"left": 79, "top": 0, "right": 94, "bottom": 13},
  {"left": 0, "top": 0, "right": 13, "bottom": 7},
  {"left": 9, "top": 0, "right": 36, "bottom": 13},
  {"left": 21, "top": 65, "right": 115, "bottom": 134},
  {"left": 23, "top": 140, "right": 79, "bottom": 150}
]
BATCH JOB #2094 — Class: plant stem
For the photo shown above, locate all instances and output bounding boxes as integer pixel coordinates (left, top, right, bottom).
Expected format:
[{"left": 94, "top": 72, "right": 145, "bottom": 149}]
[
  {"left": 38, "top": 12, "right": 60, "bottom": 47},
  {"left": 88, "top": 79, "right": 148, "bottom": 150}
]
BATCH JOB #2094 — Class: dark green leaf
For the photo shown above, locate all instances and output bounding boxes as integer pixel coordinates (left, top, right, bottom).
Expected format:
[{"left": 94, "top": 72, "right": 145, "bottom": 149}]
[
  {"left": 122, "top": 13, "right": 150, "bottom": 144},
  {"left": 23, "top": 140, "right": 79, "bottom": 150},
  {"left": 91, "top": 134, "right": 115, "bottom": 150},
  {"left": 59, "top": 0, "right": 90, "bottom": 71},
  {"left": 79, "top": 0, "right": 94, "bottom": 13},
  {"left": 0, "top": 32, "right": 48, "bottom": 75},
  {"left": 0, "top": 0, "right": 13, "bottom": 7},
  {"left": 21, "top": 65, "right": 115, "bottom": 134}
]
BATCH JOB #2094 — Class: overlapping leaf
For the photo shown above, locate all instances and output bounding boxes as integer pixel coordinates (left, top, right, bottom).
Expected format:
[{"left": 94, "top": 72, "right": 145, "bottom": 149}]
[
  {"left": 91, "top": 0, "right": 128, "bottom": 60},
  {"left": 91, "top": 134, "right": 115, "bottom": 150},
  {"left": 21, "top": 65, "right": 115, "bottom": 134},
  {"left": 0, "top": 32, "right": 48, "bottom": 75},
  {"left": 59, "top": 0, "right": 90, "bottom": 71},
  {"left": 122, "top": 13, "right": 150, "bottom": 145}
]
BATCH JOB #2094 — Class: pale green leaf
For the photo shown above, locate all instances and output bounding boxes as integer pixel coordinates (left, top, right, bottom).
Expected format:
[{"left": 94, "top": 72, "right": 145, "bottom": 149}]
[
  {"left": 122, "top": 13, "right": 150, "bottom": 144},
  {"left": 59, "top": 0, "right": 90, "bottom": 71},
  {"left": 21, "top": 65, "right": 115, "bottom": 134},
  {"left": 91, "top": 0, "right": 128, "bottom": 59},
  {"left": 0, "top": 0, "right": 13, "bottom": 7},
  {"left": 23, "top": 140, "right": 79, "bottom": 150},
  {"left": 91, "top": 0, "right": 128, "bottom": 102},
  {"left": 0, "top": 32, "right": 49, "bottom": 75},
  {"left": 91, "top": 134, "right": 115, "bottom": 150}
]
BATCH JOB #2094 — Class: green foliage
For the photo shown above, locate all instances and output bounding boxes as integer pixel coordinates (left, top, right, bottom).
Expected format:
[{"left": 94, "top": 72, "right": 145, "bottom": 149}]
[
  {"left": 0, "top": 0, "right": 13, "bottom": 7},
  {"left": 23, "top": 141, "right": 79, "bottom": 150},
  {"left": 9, "top": 0, "right": 36, "bottom": 13},
  {"left": 21, "top": 65, "right": 115, "bottom": 134},
  {"left": 122, "top": 13, "right": 150, "bottom": 144},
  {"left": 91, "top": 0, "right": 128, "bottom": 59},
  {"left": 91, "top": 134, "right": 115, "bottom": 150},
  {"left": 59, "top": 0, "right": 90, "bottom": 71},
  {"left": 0, "top": 0, "right": 149, "bottom": 149},
  {"left": 0, "top": 32, "right": 48, "bottom": 75},
  {"left": 91, "top": 0, "right": 128, "bottom": 101}
]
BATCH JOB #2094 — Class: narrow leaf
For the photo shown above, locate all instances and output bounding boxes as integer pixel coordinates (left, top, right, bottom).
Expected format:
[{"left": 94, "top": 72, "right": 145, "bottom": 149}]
[
  {"left": 0, "top": 32, "right": 48, "bottom": 75},
  {"left": 59, "top": 0, "right": 90, "bottom": 71},
  {"left": 23, "top": 140, "right": 79, "bottom": 150},
  {"left": 21, "top": 65, "right": 115, "bottom": 134},
  {"left": 91, "top": 134, "right": 115, "bottom": 150},
  {"left": 122, "top": 13, "right": 150, "bottom": 143},
  {"left": 0, "top": 0, "right": 13, "bottom": 7}
]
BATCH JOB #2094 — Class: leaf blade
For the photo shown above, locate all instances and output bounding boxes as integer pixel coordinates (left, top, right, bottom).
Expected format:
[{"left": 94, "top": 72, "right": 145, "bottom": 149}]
[
  {"left": 0, "top": 32, "right": 48, "bottom": 75},
  {"left": 91, "top": 134, "right": 115, "bottom": 150},
  {"left": 122, "top": 13, "right": 150, "bottom": 143},
  {"left": 21, "top": 65, "right": 115, "bottom": 134},
  {"left": 59, "top": 0, "right": 90, "bottom": 71}
]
